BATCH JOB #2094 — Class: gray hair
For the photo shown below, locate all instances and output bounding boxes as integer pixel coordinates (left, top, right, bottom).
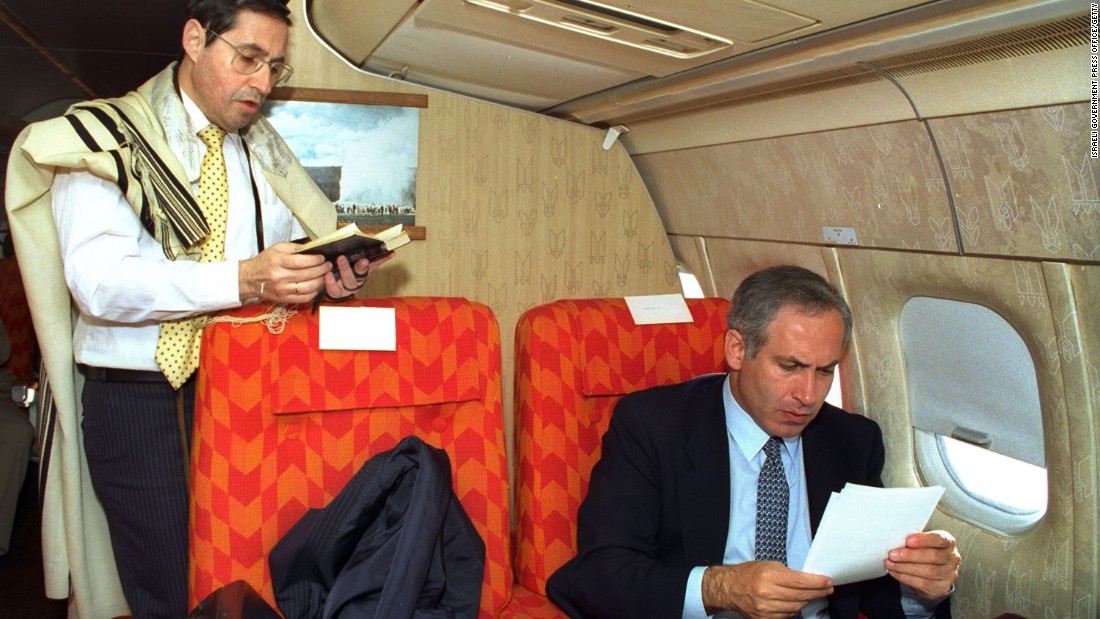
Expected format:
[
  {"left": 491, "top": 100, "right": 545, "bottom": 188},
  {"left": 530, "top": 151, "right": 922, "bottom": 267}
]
[{"left": 727, "top": 265, "right": 853, "bottom": 359}]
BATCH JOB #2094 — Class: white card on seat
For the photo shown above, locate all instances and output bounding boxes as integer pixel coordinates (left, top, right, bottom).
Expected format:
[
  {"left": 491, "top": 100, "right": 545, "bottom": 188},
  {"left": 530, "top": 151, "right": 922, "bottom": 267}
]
[
  {"left": 624, "top": 294, "right": 693, "bottom": 325},
  {"left": 318, "top": 306, "right": 397, "bottom": 351}
]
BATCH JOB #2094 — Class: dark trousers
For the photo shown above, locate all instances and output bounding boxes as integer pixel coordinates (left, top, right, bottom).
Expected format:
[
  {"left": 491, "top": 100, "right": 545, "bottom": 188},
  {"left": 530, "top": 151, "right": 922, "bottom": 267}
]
[{"left": 81, "top": 377, "right": 195, "bottom": 619}]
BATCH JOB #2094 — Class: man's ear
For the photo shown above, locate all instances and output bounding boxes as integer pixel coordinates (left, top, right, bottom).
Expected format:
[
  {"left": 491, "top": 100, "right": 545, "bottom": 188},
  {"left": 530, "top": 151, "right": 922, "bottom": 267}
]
[
  {"left": 181, "top": 18, "right": 205, "bottom": 63},
  {"left": 724, "top": 329, "right": 746, "bottom": 371}
]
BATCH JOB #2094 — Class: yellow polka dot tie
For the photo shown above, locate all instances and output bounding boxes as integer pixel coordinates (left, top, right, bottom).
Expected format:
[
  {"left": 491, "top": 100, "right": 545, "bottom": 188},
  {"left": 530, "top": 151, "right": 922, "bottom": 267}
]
[{"left": 155, "top": 125, "right": 229, "bottom": 389}]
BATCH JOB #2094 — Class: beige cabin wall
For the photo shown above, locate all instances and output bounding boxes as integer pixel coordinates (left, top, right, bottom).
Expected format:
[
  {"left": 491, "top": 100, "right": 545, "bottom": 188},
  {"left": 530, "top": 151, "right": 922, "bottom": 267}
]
[
  {"left": 635, "top": 119, "right": 961, "bottom": 254},
  {"left": 635, "top": 102, "right": 1099, "bottom": 264},
  {"left": 837, "top": 250, "right": 1098, "bottom": 619},
  {"left": 282, "top": 0, "right": 681, "bottom": 468},
  {"left": 926, "top": 104, "right": 1099, "bottom": 262}
]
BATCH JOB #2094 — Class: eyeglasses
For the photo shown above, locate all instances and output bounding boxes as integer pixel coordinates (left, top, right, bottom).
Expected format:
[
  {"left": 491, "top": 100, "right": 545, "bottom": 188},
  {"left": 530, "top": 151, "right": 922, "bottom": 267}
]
[{"left": 207, "top": 30, "right": 293, "bottom": 86}]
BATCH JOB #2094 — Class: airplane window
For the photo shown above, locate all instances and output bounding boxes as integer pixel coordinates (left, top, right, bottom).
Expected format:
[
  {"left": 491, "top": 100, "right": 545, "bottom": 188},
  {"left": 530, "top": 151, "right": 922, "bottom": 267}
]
[
  {"left": 899, "top": 296, "right": 1046, "bottom": 534},
  {"left": 825, "top": 373, "right": 842, "bottom": 410},
  {"left": 677, "top": 265, "right": 704, "bottom": 298}
]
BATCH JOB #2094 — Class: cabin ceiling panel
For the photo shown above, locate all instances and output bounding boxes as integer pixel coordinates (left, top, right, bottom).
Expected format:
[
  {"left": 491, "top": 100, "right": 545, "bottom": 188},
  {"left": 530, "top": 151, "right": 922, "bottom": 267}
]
[
  {"left": 310, "top": 0, "right": 936, "bottom": 110},
  {"left": 363, "top": 11, "right": 641, "bottom": 110},
  {"left": 588, "top": 0, "right": 818, "bottom": 45},
  {"left": 634, "top": 120, "right": 959, "bottom": 254},
  {"left": 926, "top": 103, "right": 1099, "bottom": 263},
  {"left": 307, "top": 0, "right": 418, "bottom": 65},
  {"left": 550, "top": 1, "right": 1083, "bottom": 126}
]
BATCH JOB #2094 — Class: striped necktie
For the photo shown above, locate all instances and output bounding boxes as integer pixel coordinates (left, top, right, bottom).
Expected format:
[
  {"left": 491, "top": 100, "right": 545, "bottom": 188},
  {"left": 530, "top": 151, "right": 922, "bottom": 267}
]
[{"left": 155, "top": 125, "right": 229, "bottom": 389}]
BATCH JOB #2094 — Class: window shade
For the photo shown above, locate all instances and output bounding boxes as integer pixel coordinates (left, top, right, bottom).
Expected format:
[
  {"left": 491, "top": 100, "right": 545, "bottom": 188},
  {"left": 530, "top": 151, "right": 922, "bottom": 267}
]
[{"left": 899, "top": 296, "right": 1044, "bottom": 468}]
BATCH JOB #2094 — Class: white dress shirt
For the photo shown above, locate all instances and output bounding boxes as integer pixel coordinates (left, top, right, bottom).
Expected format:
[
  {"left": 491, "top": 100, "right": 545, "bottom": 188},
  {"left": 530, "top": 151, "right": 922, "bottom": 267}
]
[
  {"left": 681, "top": 374, "right": 942, "bottom": 619},
  {"left": 51, "top": 90, "right": 305, "bottom": 371}
]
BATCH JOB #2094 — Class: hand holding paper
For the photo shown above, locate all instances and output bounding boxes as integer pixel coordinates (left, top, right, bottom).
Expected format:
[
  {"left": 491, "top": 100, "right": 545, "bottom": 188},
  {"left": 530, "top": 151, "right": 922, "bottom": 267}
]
[
  {"left": 802, "top": 484, "right": 945, "bottom": 586},
  {"left": 883, "top": 529, "right": 961, "bottom": 601}
]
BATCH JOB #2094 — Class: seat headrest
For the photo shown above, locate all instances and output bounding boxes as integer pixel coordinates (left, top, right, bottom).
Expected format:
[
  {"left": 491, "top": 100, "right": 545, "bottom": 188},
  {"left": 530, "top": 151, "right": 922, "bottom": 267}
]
[
  {"left": 266, "top": 298, "right": 485, "bottom": 415},
  {"left": 556, "top": 298, "right": 730, "bottom": 397}
]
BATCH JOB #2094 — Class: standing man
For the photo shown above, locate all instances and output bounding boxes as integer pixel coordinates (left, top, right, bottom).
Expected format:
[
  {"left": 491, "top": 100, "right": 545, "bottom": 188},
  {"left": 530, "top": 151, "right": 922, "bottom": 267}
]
[
  {"left": 547, "top": 265, "right": 961, "bottom": 619},
  {"left": 5, "top": 1, "right": 387, "bottom": 616}
]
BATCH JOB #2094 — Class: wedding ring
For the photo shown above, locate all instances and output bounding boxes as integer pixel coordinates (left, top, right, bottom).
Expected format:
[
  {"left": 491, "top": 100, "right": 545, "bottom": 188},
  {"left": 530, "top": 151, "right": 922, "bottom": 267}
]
[
  {"left": 259, "top": 281, "right": 266, "bottom": 295},
  {"left": 294, "top": 282, "right": 300, "bottom": 295}
]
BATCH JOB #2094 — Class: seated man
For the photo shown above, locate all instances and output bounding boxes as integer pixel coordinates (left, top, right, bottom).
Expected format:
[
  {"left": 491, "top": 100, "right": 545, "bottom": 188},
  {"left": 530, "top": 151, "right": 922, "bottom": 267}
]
[
  {"left": 548, "top": 265, "right": 960, "bottom": 619},
  {"left": 0, "top": 318, "right": 35, "bottom": 556}
]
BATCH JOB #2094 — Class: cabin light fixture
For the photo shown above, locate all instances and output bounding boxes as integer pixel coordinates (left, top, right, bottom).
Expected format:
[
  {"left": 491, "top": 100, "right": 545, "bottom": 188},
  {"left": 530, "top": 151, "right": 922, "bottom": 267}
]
[{"left": 463, "top": 0, "right": 731, "bottom": 59}]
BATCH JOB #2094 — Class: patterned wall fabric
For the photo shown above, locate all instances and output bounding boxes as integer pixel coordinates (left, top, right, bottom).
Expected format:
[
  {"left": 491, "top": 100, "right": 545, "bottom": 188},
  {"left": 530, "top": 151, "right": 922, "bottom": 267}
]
[
  {"left": 0, "top": 258, "right": 35, "bottom": 380},
  {"left": 189, "top": 297, "right": 512, "bottom": 618},
  {"left": 635, "top": 103, "right": 1099, "bottom": 265},
  {"left": 512, "top": 297, "right": 731, "bottom": 603},
  {"left": 837, "top": 250, "right": 1098, "bottom": 619},
  {"left": 634, "top": 119, "right": 958, "bottom": 252},
  {"left": 927, "top": 105, "right": 1099, "bottom": 262}
]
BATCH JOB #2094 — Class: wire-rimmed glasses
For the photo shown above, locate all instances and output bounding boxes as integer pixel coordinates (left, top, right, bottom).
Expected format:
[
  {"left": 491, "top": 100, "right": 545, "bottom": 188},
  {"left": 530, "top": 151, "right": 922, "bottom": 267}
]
[{"left": 208, "top": 29, "right": 293, "bottom": 86}]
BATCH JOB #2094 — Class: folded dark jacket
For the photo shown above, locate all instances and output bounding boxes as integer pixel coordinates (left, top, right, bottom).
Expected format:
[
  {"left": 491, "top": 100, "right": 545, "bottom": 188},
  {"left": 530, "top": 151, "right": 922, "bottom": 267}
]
[{"left": 269, "top": 435, "right": 486, "bottom": 619}]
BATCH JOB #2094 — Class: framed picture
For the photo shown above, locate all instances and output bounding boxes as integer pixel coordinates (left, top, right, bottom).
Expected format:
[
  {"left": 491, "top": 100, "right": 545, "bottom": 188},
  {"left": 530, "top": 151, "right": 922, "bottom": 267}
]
[{"left": 262, "top": 88, "right": 426, "bottom": 234}]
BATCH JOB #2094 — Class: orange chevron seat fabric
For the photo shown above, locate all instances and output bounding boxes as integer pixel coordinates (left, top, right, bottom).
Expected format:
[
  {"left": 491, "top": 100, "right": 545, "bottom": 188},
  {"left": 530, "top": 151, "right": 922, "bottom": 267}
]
[
  {"left": 510, "top": 297, "right": 732, "bottom": 614},
  {"left": 0, "top": 258, "right": 36, "bottom": 380},
  {"left": 189, "top": 297, "right": 512, "bottom": 618}
]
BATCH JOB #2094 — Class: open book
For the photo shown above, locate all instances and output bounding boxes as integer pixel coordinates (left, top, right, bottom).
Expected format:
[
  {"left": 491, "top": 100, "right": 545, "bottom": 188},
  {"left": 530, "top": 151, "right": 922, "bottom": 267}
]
[
  {"left": 294, "top": 223, "right": 411, "bottom": 264},
  {"left": 295, "top": 223, "right": 411, "bottom": 313}
]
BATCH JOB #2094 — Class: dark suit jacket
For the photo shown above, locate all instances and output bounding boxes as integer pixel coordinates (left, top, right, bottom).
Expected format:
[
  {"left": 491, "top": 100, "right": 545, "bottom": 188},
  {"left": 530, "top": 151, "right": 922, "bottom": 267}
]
[
  {"left": 269, "top": 436, "right": 485, "bottom": 619},
  {"left": 547, "top": 373, "right": 950, "bottom": 619}
]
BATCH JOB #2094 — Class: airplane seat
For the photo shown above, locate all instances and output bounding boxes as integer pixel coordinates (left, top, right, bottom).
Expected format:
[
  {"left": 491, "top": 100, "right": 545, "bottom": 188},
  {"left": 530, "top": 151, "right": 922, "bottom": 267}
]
[
  {"left": 505, "top": 297, "right": 731, "bottom": 616},
  {"left": 188, "top": 297, "right": 512, "bottom": 618},
  {"left": 0, "top": 258, "right": 36, "bottom": 382}
]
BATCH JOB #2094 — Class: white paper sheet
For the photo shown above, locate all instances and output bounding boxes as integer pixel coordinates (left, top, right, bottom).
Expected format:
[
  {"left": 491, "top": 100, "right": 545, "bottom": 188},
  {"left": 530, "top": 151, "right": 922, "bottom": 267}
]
[
  {"left": 801, "top": 484, "right": 944, "bottom": 585},
  {"left": 318, "top": 306, "right": 397, "bottom": 351}
]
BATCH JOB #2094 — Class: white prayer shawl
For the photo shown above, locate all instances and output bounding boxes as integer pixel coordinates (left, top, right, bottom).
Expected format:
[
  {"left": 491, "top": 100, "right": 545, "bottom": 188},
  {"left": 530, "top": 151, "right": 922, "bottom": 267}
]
[{"left": 4, "top": 63, "right": 335, "bottom": 618}]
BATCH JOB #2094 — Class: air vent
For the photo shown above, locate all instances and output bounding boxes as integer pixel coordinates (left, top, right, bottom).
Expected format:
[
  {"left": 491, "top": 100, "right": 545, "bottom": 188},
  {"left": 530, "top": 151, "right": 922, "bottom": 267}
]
[
  {"left": 874, "top": 14, "right": 1089, "bottom": 77},
  {"left": 464, "top": 0, "right": 731, "bottom": 59}
]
